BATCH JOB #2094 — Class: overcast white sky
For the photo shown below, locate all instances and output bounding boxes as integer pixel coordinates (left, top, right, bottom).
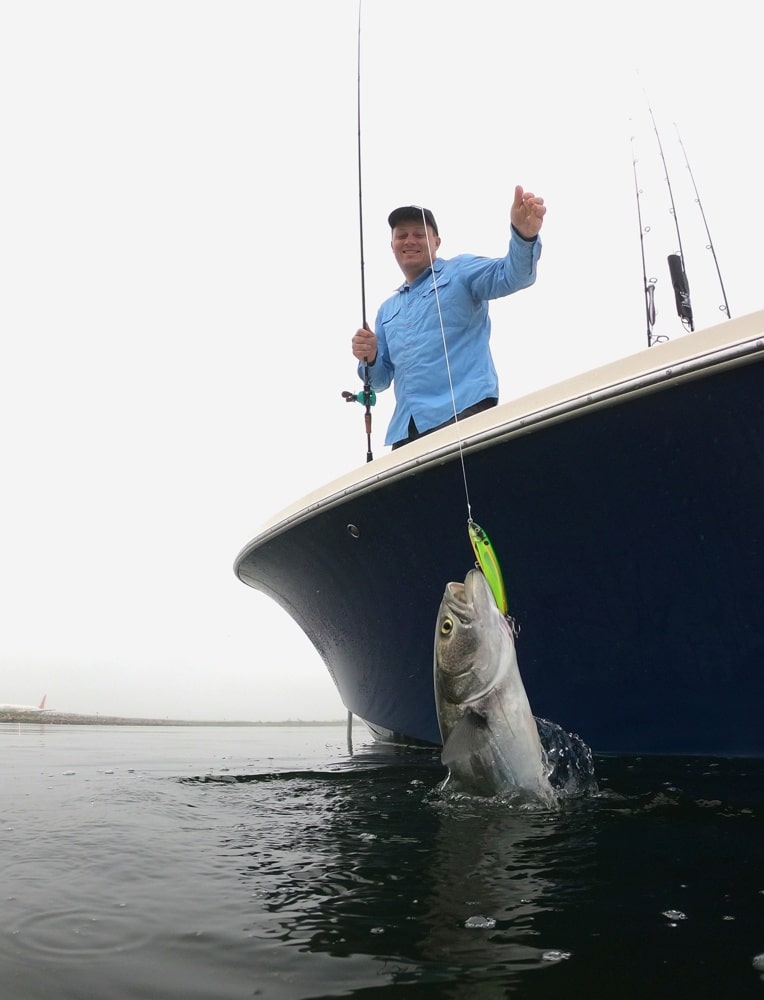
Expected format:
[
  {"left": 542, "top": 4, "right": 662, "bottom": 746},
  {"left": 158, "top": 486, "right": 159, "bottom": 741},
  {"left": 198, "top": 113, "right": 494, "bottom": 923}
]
[{"left": 1, "top": 1, "right": 760, "bottom": 720}]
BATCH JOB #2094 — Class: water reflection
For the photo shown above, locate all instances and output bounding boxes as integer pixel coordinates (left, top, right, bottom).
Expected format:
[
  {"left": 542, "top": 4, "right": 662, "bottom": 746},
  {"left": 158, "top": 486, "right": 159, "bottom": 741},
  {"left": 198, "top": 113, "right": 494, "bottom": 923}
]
[
  {"left": 225, "top": 743, "right": 596, "bottom": 994},
  {"left": 215, "top": 748, "right": 764, "bottom": 997},
  {"left": 3, "top": 725, "right": 761, "bottom": 999}
]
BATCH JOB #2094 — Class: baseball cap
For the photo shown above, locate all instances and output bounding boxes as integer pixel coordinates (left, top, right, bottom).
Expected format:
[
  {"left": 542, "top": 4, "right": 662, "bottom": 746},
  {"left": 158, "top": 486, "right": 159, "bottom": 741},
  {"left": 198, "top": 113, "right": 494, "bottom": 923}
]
[{"left": 388, "top": 206, "right": 438, "bottom": 235}]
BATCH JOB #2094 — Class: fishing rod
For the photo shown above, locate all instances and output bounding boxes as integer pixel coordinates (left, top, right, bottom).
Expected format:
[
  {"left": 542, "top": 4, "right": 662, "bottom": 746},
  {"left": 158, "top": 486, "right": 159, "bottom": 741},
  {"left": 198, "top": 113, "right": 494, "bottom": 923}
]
[
  {"left": 675, "top": 123, "right": 731, "bottom": 320},
  {"left": 356, "top": 0, "right": 367, "bottom": 333},
  {"left": 342, "top": 0, "right": 375, "bottom": 463},
  {"left": 646, "top": 97, "right": 694, "bottom": 332},
  {"left": 630, "top": 133, "right": 662, "bottom": 347}
]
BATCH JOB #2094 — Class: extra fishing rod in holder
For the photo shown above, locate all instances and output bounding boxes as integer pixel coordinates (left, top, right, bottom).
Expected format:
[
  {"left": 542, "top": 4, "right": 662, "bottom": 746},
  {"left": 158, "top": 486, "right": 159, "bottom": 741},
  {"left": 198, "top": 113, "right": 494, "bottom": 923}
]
[
  {"left": 675, "top": 123, "right": 731, "bottom": 321},
  {"left": 631, "top": 134, "right": 664, "bottom": 348},
  {"left": 647, "top": 98, "right": 695, "bottom": 335},
  {"left": 635, "top": 95, "right": 731, "bottom": 344}
]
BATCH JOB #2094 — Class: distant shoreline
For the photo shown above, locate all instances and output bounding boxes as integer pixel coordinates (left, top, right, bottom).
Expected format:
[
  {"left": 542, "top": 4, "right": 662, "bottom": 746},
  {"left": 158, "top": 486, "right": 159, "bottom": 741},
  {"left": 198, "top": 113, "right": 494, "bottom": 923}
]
[{"left": 0, "top": 712, "right": 347, "bottom": 727}]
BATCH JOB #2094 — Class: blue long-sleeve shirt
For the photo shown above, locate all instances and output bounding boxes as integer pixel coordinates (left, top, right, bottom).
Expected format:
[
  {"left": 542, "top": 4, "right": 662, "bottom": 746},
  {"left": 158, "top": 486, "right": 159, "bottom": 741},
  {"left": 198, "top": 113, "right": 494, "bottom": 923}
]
[{"left": 359, "top": 227, "right": 541, "bottom": 446}]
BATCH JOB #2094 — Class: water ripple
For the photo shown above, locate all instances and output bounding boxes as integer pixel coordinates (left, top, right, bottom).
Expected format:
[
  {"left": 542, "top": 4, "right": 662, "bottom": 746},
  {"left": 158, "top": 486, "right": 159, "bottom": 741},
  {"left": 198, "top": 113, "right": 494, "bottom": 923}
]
[{"left": 7, "top": 905, "right": 156, "bottom": 959}]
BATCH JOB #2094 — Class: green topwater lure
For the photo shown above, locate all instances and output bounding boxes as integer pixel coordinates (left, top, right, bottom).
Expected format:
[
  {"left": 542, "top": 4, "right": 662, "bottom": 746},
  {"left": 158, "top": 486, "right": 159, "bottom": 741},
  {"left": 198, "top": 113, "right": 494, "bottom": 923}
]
[{"left": 468, "top": 520, "right": 509, "bottom": 616}]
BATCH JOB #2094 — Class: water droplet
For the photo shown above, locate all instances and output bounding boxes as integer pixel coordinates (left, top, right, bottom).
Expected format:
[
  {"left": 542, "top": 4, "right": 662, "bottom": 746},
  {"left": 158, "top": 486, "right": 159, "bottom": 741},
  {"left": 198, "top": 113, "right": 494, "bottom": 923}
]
[
  {"left": 464, "top": 915, "right": 496, "bottom": 929},
  {"left": 542, "top": 950, "right": 571, "bottom": 962}
]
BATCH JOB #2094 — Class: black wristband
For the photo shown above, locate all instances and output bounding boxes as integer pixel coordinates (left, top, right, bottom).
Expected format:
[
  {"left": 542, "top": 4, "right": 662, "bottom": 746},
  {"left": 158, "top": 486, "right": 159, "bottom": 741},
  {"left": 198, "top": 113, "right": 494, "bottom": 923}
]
[{"left": 511, "top": 224, "right": 537, "bottom": 243}]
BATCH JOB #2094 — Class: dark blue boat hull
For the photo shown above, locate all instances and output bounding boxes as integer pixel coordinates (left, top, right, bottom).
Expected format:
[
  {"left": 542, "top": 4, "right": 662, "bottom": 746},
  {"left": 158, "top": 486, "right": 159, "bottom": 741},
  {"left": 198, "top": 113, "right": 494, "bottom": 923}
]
[{"left": 237, "top": 334, "right": 764, "bottom": 756}]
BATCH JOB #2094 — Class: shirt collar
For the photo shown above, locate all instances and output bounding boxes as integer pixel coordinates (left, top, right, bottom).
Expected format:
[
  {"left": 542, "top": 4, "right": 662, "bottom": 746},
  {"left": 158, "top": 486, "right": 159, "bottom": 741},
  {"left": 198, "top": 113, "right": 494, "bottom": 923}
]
[{"left": 396, "top": 257, "right": 444, "bottom": 293}]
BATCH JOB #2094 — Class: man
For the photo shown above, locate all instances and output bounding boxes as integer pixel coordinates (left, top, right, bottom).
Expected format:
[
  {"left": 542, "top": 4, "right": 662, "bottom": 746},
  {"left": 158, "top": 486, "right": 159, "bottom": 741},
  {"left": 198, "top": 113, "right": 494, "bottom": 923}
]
[{"left": 351, "top": 185, "right": 545, "bottom": 449}]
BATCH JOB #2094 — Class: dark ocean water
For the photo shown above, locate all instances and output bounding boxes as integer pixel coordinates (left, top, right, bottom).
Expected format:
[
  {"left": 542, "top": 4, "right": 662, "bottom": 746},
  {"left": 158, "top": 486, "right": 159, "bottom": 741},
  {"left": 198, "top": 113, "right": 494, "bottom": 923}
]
[{"left": 1, "top": 722, "right": 762, "bottom": 999}]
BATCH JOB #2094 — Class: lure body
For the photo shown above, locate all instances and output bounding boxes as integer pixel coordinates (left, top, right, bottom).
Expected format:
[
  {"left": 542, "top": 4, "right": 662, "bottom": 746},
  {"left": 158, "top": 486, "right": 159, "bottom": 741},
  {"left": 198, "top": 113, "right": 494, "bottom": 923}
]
[{"left": 468, "top": 520, "right": 508, "bottom": 615}]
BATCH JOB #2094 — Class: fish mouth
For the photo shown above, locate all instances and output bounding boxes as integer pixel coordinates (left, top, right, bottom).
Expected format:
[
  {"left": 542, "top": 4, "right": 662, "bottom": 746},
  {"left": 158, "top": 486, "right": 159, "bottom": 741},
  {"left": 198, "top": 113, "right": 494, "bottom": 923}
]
[
  {"left": 443, "top": 569, "right": 493, "bottom": 623},
  {"left": 464, "top": 568, "right": 493, "bottom": 613},
  {"left": 442, "top": 580, "right": 471, "bottom": 623}
]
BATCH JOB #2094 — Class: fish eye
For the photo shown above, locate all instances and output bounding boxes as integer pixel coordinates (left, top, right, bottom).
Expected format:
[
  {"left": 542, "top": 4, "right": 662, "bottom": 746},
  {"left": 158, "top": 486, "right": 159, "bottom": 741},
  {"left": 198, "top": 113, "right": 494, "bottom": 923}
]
[{"left": 440, "top": 617, "right": 453, "bottom": 636}]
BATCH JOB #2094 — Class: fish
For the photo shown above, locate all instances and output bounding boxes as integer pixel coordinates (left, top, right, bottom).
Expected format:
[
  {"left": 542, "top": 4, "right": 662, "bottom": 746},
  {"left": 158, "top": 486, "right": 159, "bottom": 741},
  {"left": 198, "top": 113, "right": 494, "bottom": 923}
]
[{"left": 434, "top": 567, "right": 595, "bottom": 805}]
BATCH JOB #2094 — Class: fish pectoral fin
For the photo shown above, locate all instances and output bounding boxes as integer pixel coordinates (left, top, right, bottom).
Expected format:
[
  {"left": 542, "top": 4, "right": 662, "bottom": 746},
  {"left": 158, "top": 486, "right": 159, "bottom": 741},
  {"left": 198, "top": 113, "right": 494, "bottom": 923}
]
[
  {"left": 441, "top": 710, "right": 515, "bottom": 797},
  {"left": 441, "top": 710, "right": 489, "bottom": 769}
]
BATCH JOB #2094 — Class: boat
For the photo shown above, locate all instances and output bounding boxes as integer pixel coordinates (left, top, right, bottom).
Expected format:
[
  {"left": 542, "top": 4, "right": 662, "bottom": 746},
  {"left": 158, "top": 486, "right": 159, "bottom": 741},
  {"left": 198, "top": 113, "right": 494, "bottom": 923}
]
[{"left": 235, "top": 308, "right": 764, "bottom": 757}]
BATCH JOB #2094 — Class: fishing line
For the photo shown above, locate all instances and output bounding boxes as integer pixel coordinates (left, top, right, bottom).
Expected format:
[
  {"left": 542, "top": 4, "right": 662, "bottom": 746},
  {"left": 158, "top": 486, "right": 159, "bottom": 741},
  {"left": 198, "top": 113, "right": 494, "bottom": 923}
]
[
  {"left": 421, "top": 210, "right": 509, "bottom": 615},
  {"left": 421, "top": 220, "right": 475, "bottom": 530},
  {"left": 674, "top": 123, "right": 731, "bottom": 319},
  {"left": 420, "top": 209, "right": 474, "bottom": 518}
]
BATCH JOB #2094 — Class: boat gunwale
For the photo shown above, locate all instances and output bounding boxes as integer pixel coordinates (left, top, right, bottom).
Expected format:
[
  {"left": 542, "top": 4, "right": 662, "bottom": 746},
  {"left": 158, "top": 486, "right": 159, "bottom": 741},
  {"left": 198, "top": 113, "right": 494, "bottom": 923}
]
[{"left": 235, "top": 310, "right": 764, "bottom": 578}]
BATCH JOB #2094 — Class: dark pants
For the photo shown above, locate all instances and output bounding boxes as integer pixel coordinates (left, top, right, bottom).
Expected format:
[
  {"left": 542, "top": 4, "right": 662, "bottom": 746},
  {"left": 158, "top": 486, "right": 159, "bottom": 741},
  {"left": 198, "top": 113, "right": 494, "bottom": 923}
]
[{"left": 391, "top": 397, "right": 498, "bottom": 451}]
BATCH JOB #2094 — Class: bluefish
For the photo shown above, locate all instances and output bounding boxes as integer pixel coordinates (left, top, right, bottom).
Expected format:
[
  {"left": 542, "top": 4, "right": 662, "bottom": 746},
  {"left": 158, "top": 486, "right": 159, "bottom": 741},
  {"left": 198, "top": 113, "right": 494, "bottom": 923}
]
[{"left": 434, "top": 567, "right": 594, "bottom": 805}]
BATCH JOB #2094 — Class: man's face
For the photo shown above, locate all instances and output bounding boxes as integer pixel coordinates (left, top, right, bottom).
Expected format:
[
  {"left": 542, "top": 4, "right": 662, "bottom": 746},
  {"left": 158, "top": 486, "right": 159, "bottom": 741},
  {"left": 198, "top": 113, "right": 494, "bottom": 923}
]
[{"left": 391, "top": 220, "right": 441, "bottom": 280}]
